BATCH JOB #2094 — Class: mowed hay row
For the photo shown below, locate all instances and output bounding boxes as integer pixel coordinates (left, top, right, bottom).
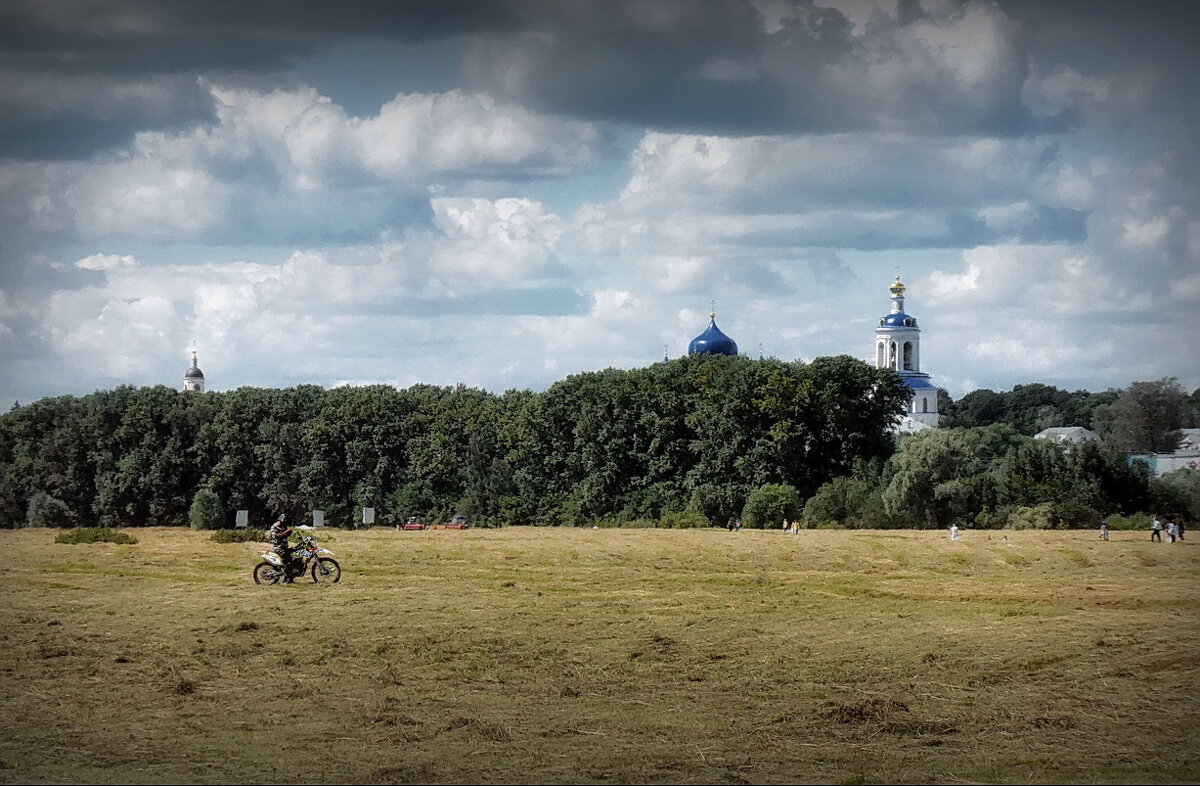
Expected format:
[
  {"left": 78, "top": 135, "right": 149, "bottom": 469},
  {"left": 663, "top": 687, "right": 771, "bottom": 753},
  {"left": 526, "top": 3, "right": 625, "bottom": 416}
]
[{"left": 0, "top": 527, "right": 1196, "bottom": 785}]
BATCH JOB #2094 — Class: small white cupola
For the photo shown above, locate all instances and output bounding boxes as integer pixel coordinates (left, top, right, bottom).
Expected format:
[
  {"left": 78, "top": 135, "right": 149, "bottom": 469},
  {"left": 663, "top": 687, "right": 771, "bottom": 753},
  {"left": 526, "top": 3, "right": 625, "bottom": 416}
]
[{"left": 183, "top": 346, "right": 205, "bottom": 392}]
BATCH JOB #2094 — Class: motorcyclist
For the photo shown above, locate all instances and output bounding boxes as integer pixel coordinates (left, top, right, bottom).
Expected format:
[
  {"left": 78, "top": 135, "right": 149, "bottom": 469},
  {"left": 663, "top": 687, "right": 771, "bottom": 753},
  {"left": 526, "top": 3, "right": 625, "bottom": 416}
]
[{"left": 268, "top": 514, "right": 295, "bottom": 581}]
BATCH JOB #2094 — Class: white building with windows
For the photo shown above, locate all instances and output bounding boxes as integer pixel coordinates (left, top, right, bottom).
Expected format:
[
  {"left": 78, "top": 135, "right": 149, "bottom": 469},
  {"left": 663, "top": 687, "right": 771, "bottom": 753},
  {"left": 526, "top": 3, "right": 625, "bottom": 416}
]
[{"left": 874, "top": 276, "right": 939, "bottom": 432}]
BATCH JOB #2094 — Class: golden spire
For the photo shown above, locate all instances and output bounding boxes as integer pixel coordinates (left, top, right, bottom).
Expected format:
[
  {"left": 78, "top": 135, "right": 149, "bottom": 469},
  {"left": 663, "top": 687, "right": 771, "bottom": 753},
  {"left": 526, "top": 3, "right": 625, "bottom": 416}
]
[
  {"left": 889, "top": 275, "right": 906, "bottom": 298},
  {"left": 709, "top": 298, "right": 716, "bottom": 320}
]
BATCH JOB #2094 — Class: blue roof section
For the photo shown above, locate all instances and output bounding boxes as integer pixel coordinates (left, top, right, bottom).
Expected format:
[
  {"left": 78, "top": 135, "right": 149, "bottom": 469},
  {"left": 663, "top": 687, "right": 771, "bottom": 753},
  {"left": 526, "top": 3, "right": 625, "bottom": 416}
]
[
  {"left": 688, "top": 318, "right": 738, "bottom": 356},
  {"left": 900, "top": 375, "right": 938, "bottom": 390},
  {"left": 879, "top": 311, "right": 917, "bottom": 327}
]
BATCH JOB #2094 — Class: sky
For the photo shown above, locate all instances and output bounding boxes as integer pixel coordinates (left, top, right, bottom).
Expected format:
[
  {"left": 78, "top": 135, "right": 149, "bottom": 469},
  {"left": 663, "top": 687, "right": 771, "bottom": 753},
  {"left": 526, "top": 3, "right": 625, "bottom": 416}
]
[{"left": 1, "top": 0, "right": 1197, "bottom": 406}]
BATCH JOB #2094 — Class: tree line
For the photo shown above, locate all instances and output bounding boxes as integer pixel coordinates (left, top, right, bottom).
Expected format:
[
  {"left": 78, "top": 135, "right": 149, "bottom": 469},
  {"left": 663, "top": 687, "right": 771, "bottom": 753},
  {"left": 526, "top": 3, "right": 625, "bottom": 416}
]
[
  {"left": 0, "top": 354, "right": 909, "bottom": 529},
  {"left": 938, "top": 378, "right": 1199, "bottom": 452},
  {"left": 803, "top": 424, "right": 1198, "bottom": 530},
  {"left": 3, "top": 360, "right": 1195, "bottom": 530}
]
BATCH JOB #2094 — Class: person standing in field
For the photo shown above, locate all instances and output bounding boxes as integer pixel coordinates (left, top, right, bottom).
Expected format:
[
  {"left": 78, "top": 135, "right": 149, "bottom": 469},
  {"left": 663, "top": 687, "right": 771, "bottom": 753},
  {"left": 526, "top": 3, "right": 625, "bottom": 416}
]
[
  {"left": 1099, "top": 520, "right": 1110, "bottom": 541},
  {"left": 1178, "top": 520, "right": 1186, "bottom": 541},
  {"left": 949, "top": 524, "right": 960, "bottom": 541},
  {"left": 1167, "top": 520, "right": 1178, "bottom": 543},
  {"left": 1151, "top": 517, "right": 1163, "bottom": 542}
]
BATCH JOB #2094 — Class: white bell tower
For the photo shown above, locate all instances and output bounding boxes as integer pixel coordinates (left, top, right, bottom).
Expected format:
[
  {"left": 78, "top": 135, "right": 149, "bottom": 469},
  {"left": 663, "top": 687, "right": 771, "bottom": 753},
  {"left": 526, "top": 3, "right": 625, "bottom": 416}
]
[
  {"left": 874, "top": 276, "right": 938, "bottom": 430},
  {"left": 183, "top": 346, "right": 206, "bottom": 392}
]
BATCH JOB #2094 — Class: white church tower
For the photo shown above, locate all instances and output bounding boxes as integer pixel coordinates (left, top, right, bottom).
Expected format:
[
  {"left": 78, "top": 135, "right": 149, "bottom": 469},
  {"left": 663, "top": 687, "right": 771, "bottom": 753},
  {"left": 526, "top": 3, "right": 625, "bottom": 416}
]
[
  {"left": 874, "top": 276, "right": 939, "bottom": 431},
  {"left": 183, "top": 347, "right": 205, "bottom": 392}
]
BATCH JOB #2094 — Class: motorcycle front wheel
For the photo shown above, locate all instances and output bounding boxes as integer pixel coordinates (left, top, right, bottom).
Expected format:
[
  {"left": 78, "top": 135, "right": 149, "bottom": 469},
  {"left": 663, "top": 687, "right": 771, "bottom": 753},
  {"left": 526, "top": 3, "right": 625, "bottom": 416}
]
[
  {"left": 253, "top": 562, "right": 282, "bottom": 585},
  {"left": 312, "top": 557, "right": 341, "bottom": 584}
]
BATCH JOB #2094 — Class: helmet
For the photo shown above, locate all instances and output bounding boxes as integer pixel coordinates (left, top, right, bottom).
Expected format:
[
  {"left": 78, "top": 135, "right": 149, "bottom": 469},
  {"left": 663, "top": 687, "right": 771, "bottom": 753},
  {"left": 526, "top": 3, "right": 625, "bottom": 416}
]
[{"left": 277, "top": 513, "right": 287, "bottom": 523}]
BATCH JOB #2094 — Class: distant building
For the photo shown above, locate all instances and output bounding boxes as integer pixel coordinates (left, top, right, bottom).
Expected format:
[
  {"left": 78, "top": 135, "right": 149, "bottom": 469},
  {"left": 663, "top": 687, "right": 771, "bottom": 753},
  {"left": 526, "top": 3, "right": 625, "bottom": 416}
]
[
  {"left": 1034, "top": 427, "right": 1100, "bottom": 445},
  {"left": 1129, "top": 451, "right": 1200, "bottom": 477},
  {"left": 1177, "top": 428, "right": 1200, "bottom": 452},
  {"left": 1129, "top": 428, "right": 1200, "bottom": 477},
  {"left": 874, "top": 276, "right": 938, "bottom": 432},
  {"left": 183, "top": 348, "right": 205, "bottom": 392}
]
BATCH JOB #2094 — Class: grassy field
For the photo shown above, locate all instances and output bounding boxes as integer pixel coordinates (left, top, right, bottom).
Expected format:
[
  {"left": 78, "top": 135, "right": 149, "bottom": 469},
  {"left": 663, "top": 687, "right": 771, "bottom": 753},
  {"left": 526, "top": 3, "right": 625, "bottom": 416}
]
[{"left": 0, "top": 526, "right": 1196, "bottom": 784}]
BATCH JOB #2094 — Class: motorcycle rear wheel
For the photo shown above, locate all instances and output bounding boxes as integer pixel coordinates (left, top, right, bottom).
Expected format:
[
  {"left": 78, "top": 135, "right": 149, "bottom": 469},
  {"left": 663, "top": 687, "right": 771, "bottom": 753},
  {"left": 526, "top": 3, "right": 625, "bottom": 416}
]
[
  {"left": 312, "top": 557, "right": 341, "bottom": 584},
  {"left": 253, "top": 562, "right": 282, "bottom": 585}
]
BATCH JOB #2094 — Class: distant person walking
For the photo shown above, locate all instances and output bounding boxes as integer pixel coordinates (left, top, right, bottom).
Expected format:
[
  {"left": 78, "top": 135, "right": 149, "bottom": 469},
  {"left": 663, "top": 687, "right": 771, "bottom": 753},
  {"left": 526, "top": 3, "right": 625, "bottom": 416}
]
[
  {"left": 1178, "top": 520, "right": 1186, "bottom": 542},
  {"left": 1099, "top": 520, "right": 1110, "bottom": 541},
  {"left": 1167, "top": 520, "right": 1179, "bottom": 543},
  {"left": 1151, "top": 518, "right": 1163, "bottom": 542},
  {"left": 949, "top": 524, "right": 961, "bottom": 541}
]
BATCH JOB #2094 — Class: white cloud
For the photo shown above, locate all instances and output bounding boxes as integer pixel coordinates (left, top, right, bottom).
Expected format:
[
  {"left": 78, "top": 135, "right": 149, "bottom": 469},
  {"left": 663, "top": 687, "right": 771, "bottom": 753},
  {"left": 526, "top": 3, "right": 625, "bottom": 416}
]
[
  {"left": 74, "top": 253, "right": 139, "bottom": 271},
  {"left": 1022, "top": 64, "right": 1110, "bottom": 118},
  {"left": 616, "top": 132, "right": 1049, "bottom": 217},
  {"left": 0, "top": 83, "right": 603, "bottom": 244}
]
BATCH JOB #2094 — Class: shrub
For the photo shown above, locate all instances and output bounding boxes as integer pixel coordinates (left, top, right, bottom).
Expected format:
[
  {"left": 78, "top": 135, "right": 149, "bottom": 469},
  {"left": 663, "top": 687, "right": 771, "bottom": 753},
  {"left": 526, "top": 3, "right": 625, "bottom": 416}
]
[
  {"left": 26, "top": 492, "right": 74, "bottom": 528},
  {"left": 211, "top": 528, "right": 268, "bottom": 543},
  {"left": 742, "top": 484, "right": 802, "bottom": 529},
  {"left": 659, "top": 511, "right": 709, "bottom": 529},
  {"left": 1103, "top": 512, "right": 1152, "bottom": 531},
  {"left": 802, "top": 476, "right": 886, "bottom": 529},
  {"left": 1006, "top": 504, "right": 1057, "bottom": 530},
  {"left": 973, "top": 508, "right": 1009, "bottom": 529},
  {"left": 1150, "top": 469, "right": 1200, "bottom": 522},
  {"left": 189, "top": 489, "right": 224, "bottom": 530},
  {"left": 55, "top": 527, "right": 137, "bottom": 545},
  {"left": 688, "top": 484, "right": 740, "bottom": 525},
  {"left": 1005, "top": 501, "right": 1100, "bottom": 530}
]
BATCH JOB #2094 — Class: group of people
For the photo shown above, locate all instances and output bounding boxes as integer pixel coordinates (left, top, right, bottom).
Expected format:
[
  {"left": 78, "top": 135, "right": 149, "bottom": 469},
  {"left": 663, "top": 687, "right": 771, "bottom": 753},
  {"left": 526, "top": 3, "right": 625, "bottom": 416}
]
[
  {"left": 940, "top": 519, "right": 1190, "bottom": 543},
  {"left": 1150, "top": 517, "right": 1185, "bottom": 543}
]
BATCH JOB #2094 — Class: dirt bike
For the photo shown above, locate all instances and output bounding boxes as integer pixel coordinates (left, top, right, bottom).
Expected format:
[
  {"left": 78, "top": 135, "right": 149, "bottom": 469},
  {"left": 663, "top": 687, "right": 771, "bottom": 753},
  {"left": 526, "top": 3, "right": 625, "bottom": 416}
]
[{"left": 253, "top": 534, "right": 340, "bottom": 585}]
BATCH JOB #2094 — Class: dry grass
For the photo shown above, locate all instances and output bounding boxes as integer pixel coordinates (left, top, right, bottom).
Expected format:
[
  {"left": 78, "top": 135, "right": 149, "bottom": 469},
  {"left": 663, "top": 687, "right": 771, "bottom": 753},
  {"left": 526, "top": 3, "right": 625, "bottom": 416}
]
[{"left": 0, "top": 527, "right": 1197, "bottom": 784}]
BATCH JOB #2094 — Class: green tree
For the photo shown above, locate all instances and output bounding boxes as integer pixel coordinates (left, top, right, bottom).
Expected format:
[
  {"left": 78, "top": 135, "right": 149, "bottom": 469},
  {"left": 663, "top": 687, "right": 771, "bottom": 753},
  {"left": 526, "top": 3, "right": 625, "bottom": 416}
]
[
  {"left": 1097, "top": 378, "right": 1188, "bottom": 453},
  {"left": 998, "top": 439, "right": 1081, "bottom": 508},
  {"left": 943, "top": 388, "right": 1005, "bottom": 429},
  {"left": 1068, "top": 441, "right": 1150, "bottom": 514},
  {"left": 1151, "top": 469, "right": 1200, "bottom": 521},
  {"left": 26, "top": 492, "right": 73, "bottom": 528},
  {"left": 882, "top": 426, "right": 1021, "bottom": 528},
  {"left": 802, "top": 475, "right": 887, "bottom": 529},
  {"left": 189, "top": 488, "right": 224, "bottom": 530},
  {"left": 741, "top": 483, "right": 802, "bottom": 529}
]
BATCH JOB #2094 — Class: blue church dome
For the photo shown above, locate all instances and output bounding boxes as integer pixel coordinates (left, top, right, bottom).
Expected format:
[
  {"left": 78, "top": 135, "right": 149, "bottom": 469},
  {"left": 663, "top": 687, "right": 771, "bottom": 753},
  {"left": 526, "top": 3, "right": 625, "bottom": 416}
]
[
  {"left": 689, "top": 317, "right": 738, "bottom": 356},
  {"left": 879, "top": 312, "right": 917, "bottom": 328}
]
